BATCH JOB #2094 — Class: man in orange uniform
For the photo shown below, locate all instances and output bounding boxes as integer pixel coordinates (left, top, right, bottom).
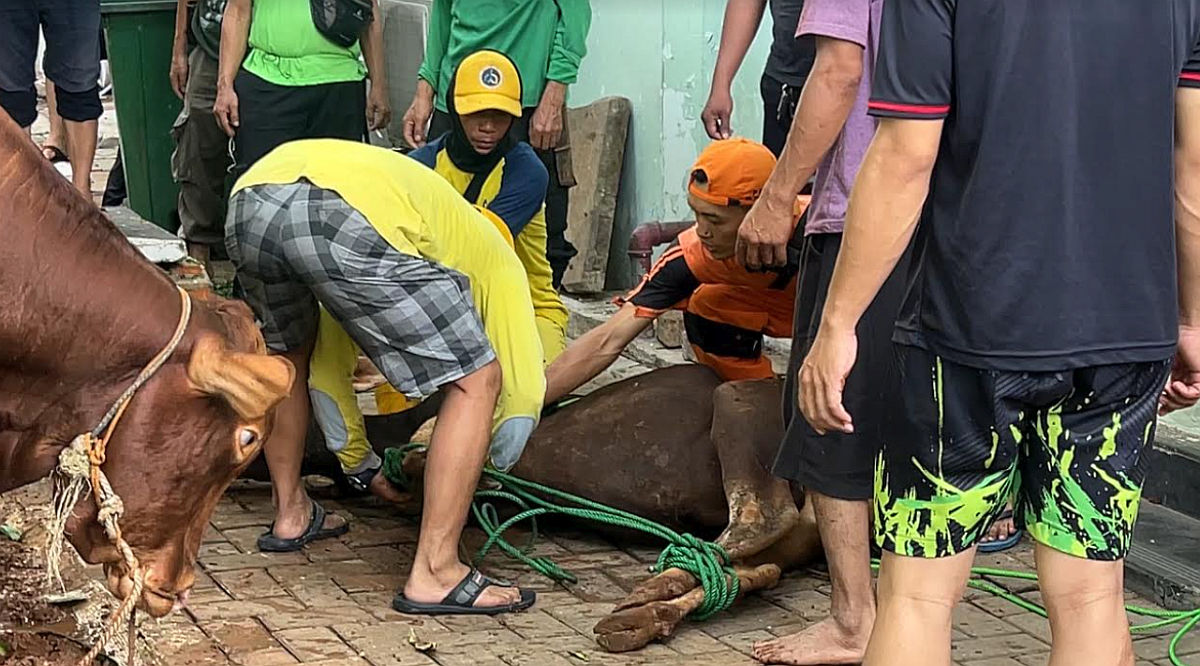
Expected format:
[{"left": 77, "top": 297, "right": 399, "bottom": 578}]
[{"left": 545, "top": 138, "right": 807, "bottom": 403}]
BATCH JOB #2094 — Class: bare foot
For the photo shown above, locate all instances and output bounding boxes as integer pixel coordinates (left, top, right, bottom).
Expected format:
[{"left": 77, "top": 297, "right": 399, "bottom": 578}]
[
  {"left": 403, "top": 562, "right": 523, "bottom": 609},
  {"left": 979, "top": 511, "right": 1017, "bottom": 546},
  {"left": 752, "top": 616, "right": 871, "bottom": 665}
]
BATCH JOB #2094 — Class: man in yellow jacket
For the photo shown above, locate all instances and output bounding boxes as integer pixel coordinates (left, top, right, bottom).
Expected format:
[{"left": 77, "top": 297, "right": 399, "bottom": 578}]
[
  {"left": 307, "top": 50, "right": 567, "bottom": 494},
  {"left": 227, "top": 138, "right": 543, "bottom": 615}
]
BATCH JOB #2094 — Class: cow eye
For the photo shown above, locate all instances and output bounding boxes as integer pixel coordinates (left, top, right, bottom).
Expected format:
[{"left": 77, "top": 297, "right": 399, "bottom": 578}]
[{"left": 237, "top": 428, "right": 259, "bottom": 448}]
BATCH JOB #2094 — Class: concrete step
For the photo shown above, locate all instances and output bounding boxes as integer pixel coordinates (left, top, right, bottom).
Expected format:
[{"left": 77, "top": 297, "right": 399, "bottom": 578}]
[
  {"left": 1144, "top": 424, "right": 1200, "bottom": 521},
  {"left": 1126, "top": 502, "right": 1200, "bottom": 610}
]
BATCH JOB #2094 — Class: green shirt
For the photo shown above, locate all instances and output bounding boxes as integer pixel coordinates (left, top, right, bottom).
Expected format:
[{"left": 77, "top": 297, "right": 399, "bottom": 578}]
[
  {"left": 418, "top": 0, "right": 592, "bottom": 112},
  {"left": 243, "top": 0, "right": 367, "bottom": 87}
]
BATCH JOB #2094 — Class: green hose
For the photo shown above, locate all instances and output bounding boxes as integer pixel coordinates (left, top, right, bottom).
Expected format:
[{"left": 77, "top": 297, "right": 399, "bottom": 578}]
[{"left": 380, "top": 445, "right": 1200, "bottom": 660}]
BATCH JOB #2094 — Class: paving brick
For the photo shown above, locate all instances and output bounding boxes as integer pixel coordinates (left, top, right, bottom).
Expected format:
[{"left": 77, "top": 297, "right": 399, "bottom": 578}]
[
  {"left": 260, "top": 605, "right": 378, "bottom": 631},
  {"left": 961, "top": 658, "right": 1026, "bottom": 666},
  {"left": 143, "top": 620, "right": 230, "bottom": 665},
  {"left": 234, "top": 648, "right": 300, "bottom": 665},
  {"left": 550, "top": 533, "right": 618, "bottom": 554},
  {"left": 332, "top": 621, "right": 444, "bottom": 665},
  {"left": 355, "top": 545, "right": 411, "bottom": 571},
  {"left": 203, "top": 551, "right": 310, "bottom": 572},
  {"left": 190, "top": 596, "right": 308, "bottom": 622},
  {"left": 756, "top": 587, "right": 829, "bottom": 620},
  {"left": 349, "top": 591, "right": 408, "bottom": 622},
  {"left": 332, "top": 571, "right": 403, "bottom": 594},
  {"left": 951, "top": 634, "right": 1050, "bottom": 662},
  {"left": 698, "top": 598, "right": 799, "bottom": 637},
  {"left": 495, "top": 609, "right": 578, "bottom": 640},
  {"left": 711, "top": 629, "right": 776, "bottom": 656},
  {"left": 992, "top": 609, "right": 1052, "bottom": 644},
  {"left": 552, "top": 550, "right": 642, "bottom": 570},
  {"left": 295, "top": 660, "right": 373, "bottom": 666},
  {"left": 954, "top": 602, "right": 1027, "bottom": 638},
  {"left": 211, "top": 505, "right": 276, "bottom": 530},
  {"left": 274, "top": 627, "right": 360, "bottom": 661},
  {"left": 223, "top": 526, "right": 273, "bottom": 553},
  {"left": 660, "top": 627, "right": 727, "bottom": 655},
  {"left": 201, "top": 541, "right": 243, "bottom": 558},
  {"left": 544, "top": 601, "right": 616, "bottom": 636},
  {"left": 213, "top": 568, "right": 290, "bottom": 601},
  {"left": 204, "top": 617, "right": 283, "bottom": 656},
  {"left": 341, "top": 525, "right": 420, "bottom": 548},
  {"left": 561, "top": 569, "right": 629, "bottom": 603},
  {"left": 305, "top": 539, "right": 360, "bottom": 563},
  {"left": 1133, "top": 629, "right": 1200, "bottom": 661},
  {"left": 283, "top": 575, "right": 359, "bottom": 609}
]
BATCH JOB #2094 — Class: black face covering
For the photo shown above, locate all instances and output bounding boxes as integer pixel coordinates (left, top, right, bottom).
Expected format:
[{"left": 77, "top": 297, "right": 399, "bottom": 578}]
[{"left": 444, "top": 62, "right": 519, "bottom": 175}]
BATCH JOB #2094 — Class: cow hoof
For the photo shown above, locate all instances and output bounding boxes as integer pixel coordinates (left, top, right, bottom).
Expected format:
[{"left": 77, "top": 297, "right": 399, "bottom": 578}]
[
  {"left": 614, "top": 568, "right": 697, "bottom": 611},
  {"left": 594, "top": 601, "right": 688, "bottom": 653}
]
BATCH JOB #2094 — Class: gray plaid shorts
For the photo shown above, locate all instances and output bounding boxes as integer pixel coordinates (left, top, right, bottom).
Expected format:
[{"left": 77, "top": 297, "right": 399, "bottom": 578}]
[{"left": 225, "top": 180, "right": 497, "bottom": 398}]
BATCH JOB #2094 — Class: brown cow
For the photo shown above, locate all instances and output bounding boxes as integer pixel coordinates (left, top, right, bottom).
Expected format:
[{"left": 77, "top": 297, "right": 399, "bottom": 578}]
[{"left": 0, "top": 110, "right": 294, "bottom": 618}]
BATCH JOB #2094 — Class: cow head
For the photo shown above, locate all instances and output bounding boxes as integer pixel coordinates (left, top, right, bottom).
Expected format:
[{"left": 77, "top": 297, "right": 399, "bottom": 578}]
[{"left": 65, "top": 298, "right": 294, "bottom": 617}]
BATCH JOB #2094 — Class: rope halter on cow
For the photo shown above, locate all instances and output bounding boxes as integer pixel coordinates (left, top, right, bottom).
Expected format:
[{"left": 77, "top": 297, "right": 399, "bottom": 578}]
[{"left": 45, "top": 286, "right": 193, "bottom": 666}]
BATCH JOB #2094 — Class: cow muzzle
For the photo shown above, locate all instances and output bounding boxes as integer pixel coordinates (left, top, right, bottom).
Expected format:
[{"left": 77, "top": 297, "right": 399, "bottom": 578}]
[{"left": 104, "top": 562, "right": 194, "bottom": 618}]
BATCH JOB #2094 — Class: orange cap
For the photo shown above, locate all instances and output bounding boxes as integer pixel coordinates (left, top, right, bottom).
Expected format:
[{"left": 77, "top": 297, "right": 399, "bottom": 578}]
[{"left": 688, "top": 138, "right": 777, "bottom": 208}]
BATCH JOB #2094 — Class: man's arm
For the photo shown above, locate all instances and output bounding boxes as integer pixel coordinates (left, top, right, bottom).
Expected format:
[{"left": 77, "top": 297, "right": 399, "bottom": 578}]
[
  {"left": 544, "top": 305, "right": 653, "bottom": 404},
  {"left": 1163, "top": 86, "right": 1200, "bottom": 413},
  {"left": 404, "top": 0, "right": 450, "bottom": 147},
  {"left": 170, "top": 0, "right": 191, "bottom": 99},
  {"left": 736, "top": 35, "right": 865, "bottom": 270},
  {"left": 530, "top": 0, "right": 592, "bottom": 150},
  {"left": 800, "top": 119, "right": 941, "bottom": 433},
  {"left": 213, "top": 0, "right": 251, "bottom": 136},
  {"left": 702, "top": 0, "right": 768, "bottom": 140},
  {"left": 361, "top": 0, "right": 391, "bottom": 131}
]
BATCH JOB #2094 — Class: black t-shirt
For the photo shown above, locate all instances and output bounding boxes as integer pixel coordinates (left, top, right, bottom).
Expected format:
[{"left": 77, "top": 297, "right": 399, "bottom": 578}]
[
  {"left": 869, "top": 0, "right": 1200, "bottom": 371},
  {"left": 764, "top": 0, "right": 816, "bottom": 87}
]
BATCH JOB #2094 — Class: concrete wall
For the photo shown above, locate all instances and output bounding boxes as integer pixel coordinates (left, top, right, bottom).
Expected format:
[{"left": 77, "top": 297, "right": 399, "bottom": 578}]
[{"left": 569, "top": 0, "right": 773, "bottom": 288}]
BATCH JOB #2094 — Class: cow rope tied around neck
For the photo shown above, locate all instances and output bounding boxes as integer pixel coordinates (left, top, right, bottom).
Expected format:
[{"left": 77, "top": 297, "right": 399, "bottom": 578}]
[{"left": 44, "top": 287, "right": 193, "bottom": 666}]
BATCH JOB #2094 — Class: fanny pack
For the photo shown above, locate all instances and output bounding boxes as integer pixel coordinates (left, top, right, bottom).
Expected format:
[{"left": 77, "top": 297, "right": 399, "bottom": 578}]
[{"left": 310, "top": 0, "right": 374, "bottom": 48}]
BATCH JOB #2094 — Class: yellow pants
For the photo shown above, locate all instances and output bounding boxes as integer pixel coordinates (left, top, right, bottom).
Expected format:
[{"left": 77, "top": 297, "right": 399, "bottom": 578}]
[{"left": 308, "top": 308, "right": 565, "bottom": 474}]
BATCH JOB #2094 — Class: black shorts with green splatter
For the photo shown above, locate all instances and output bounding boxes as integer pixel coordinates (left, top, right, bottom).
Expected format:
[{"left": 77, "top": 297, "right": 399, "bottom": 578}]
[{"left": 875, "top": 345, "right": 1171, "bottom": 561}]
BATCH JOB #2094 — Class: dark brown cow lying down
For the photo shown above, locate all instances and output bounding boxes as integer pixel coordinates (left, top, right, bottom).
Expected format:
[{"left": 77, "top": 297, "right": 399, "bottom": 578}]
[{"left": 0, "top": 110, "right": 294, "bottom": 618}]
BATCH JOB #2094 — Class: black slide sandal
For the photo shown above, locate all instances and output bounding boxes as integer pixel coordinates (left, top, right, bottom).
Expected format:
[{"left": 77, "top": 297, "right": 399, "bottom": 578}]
[
  {"left": 392, "top": 568, "right": 537, "bottom": 616},
  {"left": 256, "top": 501, "right": 349, "bottom": 552}
]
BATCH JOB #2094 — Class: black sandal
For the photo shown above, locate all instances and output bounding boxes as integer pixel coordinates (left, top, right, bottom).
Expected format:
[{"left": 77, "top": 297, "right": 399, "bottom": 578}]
[
  {"left": 392, "top": 568, "right": 536, "bottom": 616},
  {"left": 256, "top": 501, "right": 348, "bottom": 552}
]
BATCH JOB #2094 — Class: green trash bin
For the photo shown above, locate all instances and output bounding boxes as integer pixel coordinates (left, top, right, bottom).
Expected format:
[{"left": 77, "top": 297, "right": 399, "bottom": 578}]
[{"left": 100, "top": 0, "right": 182, "bottom": 232}]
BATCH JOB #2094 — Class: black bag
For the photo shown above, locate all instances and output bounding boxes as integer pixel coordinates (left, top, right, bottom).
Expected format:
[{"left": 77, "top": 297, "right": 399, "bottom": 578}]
[{"left": 310, "top": 0, "right": 374, "bottom": 48}]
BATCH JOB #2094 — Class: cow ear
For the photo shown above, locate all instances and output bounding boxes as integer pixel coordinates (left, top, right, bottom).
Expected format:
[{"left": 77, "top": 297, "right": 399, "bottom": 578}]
[{"left": 186, "top": 335, "right": 295, "bottom": 420}]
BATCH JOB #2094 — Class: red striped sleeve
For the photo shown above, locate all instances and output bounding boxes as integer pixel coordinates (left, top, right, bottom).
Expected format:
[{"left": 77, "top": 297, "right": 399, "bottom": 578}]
[{"left": 1182, "top": 71, "right": 1200, "bottom": 88}]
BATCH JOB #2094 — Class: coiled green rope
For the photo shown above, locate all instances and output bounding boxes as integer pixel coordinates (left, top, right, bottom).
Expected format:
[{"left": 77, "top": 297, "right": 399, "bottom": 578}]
[{"left": 381, "top": 445, "right": 1200, "bottom": 653}]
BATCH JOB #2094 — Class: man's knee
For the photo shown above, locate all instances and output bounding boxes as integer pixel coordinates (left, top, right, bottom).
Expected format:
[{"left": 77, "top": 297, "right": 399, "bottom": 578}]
[
  {"left": 0, "top": 88, "right": 37, "bottom": 127},
  {"left": 453, "top": 360, "right": 502, "bottom": 401},
  {"left": 55, "top": 85, "right": 102, "bottom": 123}
]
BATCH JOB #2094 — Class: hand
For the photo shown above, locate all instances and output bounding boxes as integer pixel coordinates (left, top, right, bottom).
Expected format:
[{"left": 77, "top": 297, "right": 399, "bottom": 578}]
[
  {"left": 1161, "top": 324, "right": 1200, "bottom": 415},
  {"left": 367, "top": 84, "right": 392, "bottom": 132},
  {"left": 402, "top": 90, "right": 433, "bottom": 148},
  {"left": 701, "top": 88, "right": 733, "bottom": 140},
  {"left": 529, "top": 96, "right": 563, "bottom": 151},
  {"left": 799, "top": 325, "right": 858, "bottom": 435},
  {"left": 170, "top": 49, "right": 189, "bottom": 100},
  {"left": 213, "top": 84, "right": 240, "bottom": 137},
  {"left": 736, "top": 194, "right": 794, "bottom": 270}
]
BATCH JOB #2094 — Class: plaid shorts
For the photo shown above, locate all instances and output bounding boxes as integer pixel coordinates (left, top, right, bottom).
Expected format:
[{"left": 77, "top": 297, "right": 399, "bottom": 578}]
[{"left": 226, "top": 181, "right": 497, "bottom": 399}]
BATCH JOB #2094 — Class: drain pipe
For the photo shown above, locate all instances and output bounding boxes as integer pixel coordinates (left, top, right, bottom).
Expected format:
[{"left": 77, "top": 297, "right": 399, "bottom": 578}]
[{"left": 627, "top": 220, "right": 693, "bottom": 281}]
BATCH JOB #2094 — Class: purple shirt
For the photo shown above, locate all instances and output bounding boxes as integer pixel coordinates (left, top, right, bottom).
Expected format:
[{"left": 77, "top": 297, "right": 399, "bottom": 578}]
[{"left": 798, "top": 0, "right": 884, "bottom": 235}]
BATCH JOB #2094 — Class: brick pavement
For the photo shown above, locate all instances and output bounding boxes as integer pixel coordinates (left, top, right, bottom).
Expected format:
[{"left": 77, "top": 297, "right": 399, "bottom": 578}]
[{"left": 20, "top": 95, "right": 1198, "bottom": 666}]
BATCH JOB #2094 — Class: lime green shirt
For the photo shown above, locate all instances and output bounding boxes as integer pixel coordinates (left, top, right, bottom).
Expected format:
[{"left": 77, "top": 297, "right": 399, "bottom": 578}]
[
  {"left": 418, "top": 0, "right": 592, "bottom": 112},
  {"left": 243, "top": 0, "right": 367, "bottom": 86}
]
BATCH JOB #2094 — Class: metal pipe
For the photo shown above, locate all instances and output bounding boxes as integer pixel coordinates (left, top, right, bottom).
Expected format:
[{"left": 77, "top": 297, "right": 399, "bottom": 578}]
[{"left": 627, "top": 220, "right": 693, "bottom": 279}]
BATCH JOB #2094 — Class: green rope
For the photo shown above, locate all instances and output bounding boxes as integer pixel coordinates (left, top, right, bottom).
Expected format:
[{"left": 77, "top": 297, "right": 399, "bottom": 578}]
[{"left": 381, "top": 444, "right": 1200, "bottom": 653}]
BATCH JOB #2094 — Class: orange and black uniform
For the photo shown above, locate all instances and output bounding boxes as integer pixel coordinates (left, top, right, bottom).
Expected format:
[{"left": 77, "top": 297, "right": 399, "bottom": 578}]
[{"left": 617, "top": 225, "right": 799, "bottom": 382}]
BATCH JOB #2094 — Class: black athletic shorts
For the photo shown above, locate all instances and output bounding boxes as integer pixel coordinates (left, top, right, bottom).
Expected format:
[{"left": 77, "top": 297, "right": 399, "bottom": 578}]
[
  {"left": 877, "top": 345, "right": 1170, "bottom": 561},
  {"left": 773, "top": 233, "right": 910, "bottom": 500}
]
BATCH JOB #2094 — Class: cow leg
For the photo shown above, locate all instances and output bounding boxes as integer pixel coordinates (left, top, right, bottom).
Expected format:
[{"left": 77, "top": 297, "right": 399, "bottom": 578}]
[
  {"left": 614, "top": 568, "right": 698, "bottom": 611},
  {"left": 594, "top": 563, "right": 781, "bottom": 653},
  {"left": 710, "top": 379, "right": 800, "bottom": 561}
]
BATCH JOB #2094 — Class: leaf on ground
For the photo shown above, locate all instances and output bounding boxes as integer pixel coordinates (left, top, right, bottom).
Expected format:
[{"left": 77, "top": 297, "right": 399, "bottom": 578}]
[
  {"left": 0, "top": 638, "right": 10, "bottom": 657},
  {"left": 568, "top": 651, "right": 589, "bottom": 661},
  {"left": 406, "top": 626, "right": 436, "bottom": 653},
  {"left": 0, "top": 524, "right": 22, "bottom": 541}
]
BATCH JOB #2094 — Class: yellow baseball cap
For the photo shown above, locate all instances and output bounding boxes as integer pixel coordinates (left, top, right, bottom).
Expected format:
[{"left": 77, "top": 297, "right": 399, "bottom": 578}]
[{"left": 453, "top": 50, "right": 523, "bottom": 118}]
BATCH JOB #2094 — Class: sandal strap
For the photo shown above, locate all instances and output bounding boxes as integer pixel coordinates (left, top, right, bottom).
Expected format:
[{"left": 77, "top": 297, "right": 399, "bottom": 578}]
[{"left": 441, "top": 568, "right": 505, "bottom": 607}]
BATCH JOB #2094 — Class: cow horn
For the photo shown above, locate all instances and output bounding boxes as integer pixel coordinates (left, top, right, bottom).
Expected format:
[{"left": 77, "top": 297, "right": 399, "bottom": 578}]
[{"left": 187, "top": 335, "right": 295, "bottom": 420}]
